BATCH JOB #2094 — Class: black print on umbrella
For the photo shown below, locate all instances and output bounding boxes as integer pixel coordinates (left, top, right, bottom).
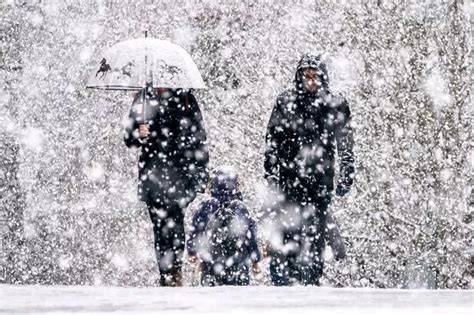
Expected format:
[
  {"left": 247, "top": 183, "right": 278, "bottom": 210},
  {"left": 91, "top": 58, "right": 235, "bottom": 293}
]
[
  {"left": 96, "top": 58, "right": 112, "bottom": 78},
  {"left": 155, "top": 59, "right": 182, "bottom": 81},
  {"left": 167, "top": 65, "right": 180, "bottom": 76},
  {"left": 121, "top": 62, "right": 134, "bottom": 77}
]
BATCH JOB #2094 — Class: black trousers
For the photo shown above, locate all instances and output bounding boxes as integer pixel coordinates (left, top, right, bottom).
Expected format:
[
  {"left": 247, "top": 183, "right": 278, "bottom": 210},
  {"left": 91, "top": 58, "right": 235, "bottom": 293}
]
[
  {"left": 146, "top": 200, "right": 185, "bottom": 276},
  {"left": 269, "top": 196, "right": 329, "bottom": 286}
]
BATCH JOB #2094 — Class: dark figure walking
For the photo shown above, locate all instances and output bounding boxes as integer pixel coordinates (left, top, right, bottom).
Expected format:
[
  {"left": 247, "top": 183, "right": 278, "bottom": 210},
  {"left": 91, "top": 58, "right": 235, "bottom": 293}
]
[
  {"left": 187, "top": 167, "right": 261, "bottom": 286},
  {"left": 125, "top": 87, "right": 209, "bottom": 286},
  {"left": 264, "top": 54, "right": 354, "bottom": 286}
]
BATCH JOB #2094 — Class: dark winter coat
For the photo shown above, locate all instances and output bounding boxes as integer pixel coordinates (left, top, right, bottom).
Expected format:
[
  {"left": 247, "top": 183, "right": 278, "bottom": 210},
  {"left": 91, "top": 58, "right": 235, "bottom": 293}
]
[
  {"left": 187, "top": 168, "right": 261, "bottom": 285},
  {"left": 124, "top": 89, "right": 209, "bottom": 206},
  {"left": 264, "top": 54, "right": 354, "bottom": 202}
]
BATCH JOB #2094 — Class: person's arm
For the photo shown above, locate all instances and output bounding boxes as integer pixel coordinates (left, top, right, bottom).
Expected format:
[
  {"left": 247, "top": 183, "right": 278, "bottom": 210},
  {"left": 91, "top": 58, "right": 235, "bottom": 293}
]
[
  {"left": 187, "top": 211, "right": 204, "bottom": 258},
  {"left": 184, "top": 93, "right": 209, "bottom": 193},
  {"left": 264, "top": 99, "right": 285, "bottom": 185},
  {"left": 247, "top": 216, "right": 262, "bottom": 263},
  {"left": 335, "top": 98, "right": 355, "bottom": 196},
  {"left": 235, "top": 203, "right": 262, "bottom": 263},
  {"left": 187, "top": 199, "right": 214, "bottom": 257}
]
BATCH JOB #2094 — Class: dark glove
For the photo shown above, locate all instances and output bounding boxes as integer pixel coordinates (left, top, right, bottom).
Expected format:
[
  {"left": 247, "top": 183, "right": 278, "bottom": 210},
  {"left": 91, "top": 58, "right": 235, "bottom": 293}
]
[
  {"left": 195, "top": 181, "right": 206, "bottom": 194},
  {"left": 336, "top": 183, "right": 350, "bottom": 197}
]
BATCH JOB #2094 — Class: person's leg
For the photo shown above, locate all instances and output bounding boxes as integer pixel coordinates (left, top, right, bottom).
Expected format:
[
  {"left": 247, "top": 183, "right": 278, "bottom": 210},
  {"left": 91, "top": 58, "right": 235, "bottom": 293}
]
[
  {"left": 200, "top": 262, "right": 216, "bottom": 286},
  {"left": 269, "top": 235, "right": 301, "bottom": 286},
  {"left": 164, "top": 201, "right": 185, "bottom": 286},
  {"left": 326, "top": 212, "right": 347, "bottom": 260},
  {"left": 287, "top": 254, "right": 301, "bottom": 282},
  {"left": 269, "top": 253, "right": 290, "bottom": 286},
  {"left": 147, "top": 200, "right": 185, "bottom": 286},
  {"left": 223, "top": 264, "right": 250, "bottom": 286},
  {"left": 237, "top": 266, "right": 250, "bottom": 286},
  {"left": 268, "top": 198, "right": 304, "bottom": 286},
  {"left": 146, "top": 203, "right": 162, "bottom": 268},
  {"left": 299, "top": 200, "right": 328, "bottom": 286},
  {"left": 202, "top": 262, "right": 232, "bottom": 286}
]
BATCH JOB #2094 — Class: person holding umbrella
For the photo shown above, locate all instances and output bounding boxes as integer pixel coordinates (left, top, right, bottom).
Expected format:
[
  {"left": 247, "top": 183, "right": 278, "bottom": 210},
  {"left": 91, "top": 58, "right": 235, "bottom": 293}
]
[
  {"left": 87, "top": 37, "right": 209, "bottom": 286},
  {"left": 125, "top": 86, "right": 209, "bottom": 287}
]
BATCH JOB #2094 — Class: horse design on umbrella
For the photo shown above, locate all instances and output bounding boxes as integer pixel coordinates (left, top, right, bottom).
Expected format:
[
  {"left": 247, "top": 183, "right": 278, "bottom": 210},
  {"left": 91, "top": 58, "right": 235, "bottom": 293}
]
[
  {"left": 95, "top": 58, "right": 112, "bottom": 78},
  {"left": 120, "top": 61, "right": 134, "bottom": 78}
]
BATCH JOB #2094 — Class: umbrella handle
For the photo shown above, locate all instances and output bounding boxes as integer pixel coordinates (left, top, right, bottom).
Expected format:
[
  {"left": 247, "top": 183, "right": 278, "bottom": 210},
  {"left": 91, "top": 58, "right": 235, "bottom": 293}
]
[
  {"left": 141, "top": 87, "right": 147, "bottom": 124},
  {"left": 142, "top": 82, "right": 154, "bottom": 123}
]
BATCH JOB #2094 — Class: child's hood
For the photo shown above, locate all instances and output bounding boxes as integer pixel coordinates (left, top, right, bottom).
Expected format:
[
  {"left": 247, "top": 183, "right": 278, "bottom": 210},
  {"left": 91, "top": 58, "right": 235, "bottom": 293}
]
[{"left": 209, "top": 166, "right": 242, "bottom": 205}]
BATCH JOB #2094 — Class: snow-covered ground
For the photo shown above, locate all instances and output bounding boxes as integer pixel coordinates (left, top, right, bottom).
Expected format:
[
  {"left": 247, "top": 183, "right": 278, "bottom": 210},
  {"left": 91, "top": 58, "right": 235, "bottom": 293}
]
[{"left": 0, "top": 285, "right": 472, "bottom": 314}]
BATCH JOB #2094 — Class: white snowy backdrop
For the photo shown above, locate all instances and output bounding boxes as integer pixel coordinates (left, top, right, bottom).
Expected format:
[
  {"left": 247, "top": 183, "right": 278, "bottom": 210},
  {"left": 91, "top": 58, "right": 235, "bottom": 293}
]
[{"left": 1, "top": 0, "right": 472, "bottom": 289}]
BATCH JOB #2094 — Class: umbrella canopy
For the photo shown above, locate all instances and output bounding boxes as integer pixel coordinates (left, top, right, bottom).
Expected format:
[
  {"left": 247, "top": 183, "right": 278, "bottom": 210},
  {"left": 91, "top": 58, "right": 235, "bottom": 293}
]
[{"left": 86, "top": 38, "right": 205, "bottom": 90}]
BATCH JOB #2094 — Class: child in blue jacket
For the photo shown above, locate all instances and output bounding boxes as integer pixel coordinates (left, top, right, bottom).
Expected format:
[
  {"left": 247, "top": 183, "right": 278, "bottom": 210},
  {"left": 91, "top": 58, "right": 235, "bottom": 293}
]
[{"left": 187, "top": 167, "right": 261, "bottom": 286}]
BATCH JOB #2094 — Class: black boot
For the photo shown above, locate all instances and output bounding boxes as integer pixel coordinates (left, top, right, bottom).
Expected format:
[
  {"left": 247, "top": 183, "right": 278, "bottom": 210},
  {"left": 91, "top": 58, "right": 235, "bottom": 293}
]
[
  {"left": 171, "top": 266, "right": 183, "bottom": 287},
  {"left": 160, "top": 266, "right": 183, "bottom": 287}
]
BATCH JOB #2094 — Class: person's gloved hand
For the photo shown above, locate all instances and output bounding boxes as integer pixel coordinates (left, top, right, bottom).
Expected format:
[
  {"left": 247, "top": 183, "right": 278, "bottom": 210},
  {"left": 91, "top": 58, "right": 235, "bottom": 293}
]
[
  {"left": 336, "top": 183, "right": 351, "bottom": 197},
  {"left": 262, "top": 242, "right": 270, "bottom": 258},
  {"left": 195, "top": 181, "right": 206, "bottom": 194},
  {"left": 188, "top": 255, "right": 198, "bottom": 264}
]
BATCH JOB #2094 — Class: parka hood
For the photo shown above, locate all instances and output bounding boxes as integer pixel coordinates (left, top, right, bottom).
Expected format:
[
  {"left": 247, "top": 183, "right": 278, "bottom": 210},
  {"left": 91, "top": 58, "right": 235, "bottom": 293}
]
[{"left": 295, "top": 53, "right": 329, "bottom": 92}]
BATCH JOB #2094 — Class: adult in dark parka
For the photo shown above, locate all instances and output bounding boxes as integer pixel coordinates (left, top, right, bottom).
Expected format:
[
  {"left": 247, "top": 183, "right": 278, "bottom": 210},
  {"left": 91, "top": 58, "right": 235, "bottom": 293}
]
[
  {"left": 125, "top": 87, "right": 209, "bottom": 286},
  {"left": 264, "top": 54, "right": 354, "bottom": 286}
]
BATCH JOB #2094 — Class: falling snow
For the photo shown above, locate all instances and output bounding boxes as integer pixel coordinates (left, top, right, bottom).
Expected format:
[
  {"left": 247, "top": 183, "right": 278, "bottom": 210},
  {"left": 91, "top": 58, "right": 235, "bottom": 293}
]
[{"left": 0, "top": 0, "right": 472, "bottom": 313}]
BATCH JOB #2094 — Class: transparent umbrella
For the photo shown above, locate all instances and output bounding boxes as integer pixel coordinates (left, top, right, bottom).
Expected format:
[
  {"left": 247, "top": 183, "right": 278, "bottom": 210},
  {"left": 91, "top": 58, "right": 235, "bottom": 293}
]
[
  {"left": 86, "top": 33, "right": 205, "bottom": 121},
  {"left": 86, "top": 35, "right": 205, "bottom": 90}
]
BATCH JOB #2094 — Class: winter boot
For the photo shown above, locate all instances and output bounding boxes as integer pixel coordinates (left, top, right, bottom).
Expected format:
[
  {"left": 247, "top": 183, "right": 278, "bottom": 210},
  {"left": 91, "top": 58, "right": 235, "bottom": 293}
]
[
  {"left": 160, "top": 266, "right": 183, "bottom": 287},
  {"left": 171, "top": 266, "right": 183, "bottom": 287}
]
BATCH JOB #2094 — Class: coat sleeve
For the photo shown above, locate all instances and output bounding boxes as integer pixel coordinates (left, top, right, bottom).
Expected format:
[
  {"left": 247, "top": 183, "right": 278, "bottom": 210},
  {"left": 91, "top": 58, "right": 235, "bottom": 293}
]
[
  {"left": 246, "top": 215, "right": 262, "bottom": 263},
  {"left": 124, "top": 93, "right": 142, "bottom": 148},
  {"left": 234, "top": 203, "right": 262, "bottom": 263},
  {"left": 187, "top": 199, "right": 215, "bottom": 257},
  {"left": 335, "top": 98, "right": 355, "bottom": 188},
  {"left": 184, "top": 93, "right": 209, "bottom": 193},
  {"left": 264, "top": 98, "right": 285, "bottom": 181}
]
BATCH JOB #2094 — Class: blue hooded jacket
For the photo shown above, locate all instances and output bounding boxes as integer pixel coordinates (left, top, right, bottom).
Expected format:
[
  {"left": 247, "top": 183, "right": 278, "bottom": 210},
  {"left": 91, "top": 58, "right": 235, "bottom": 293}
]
[{"left": 187, "top": 167, "right": 261, "bottom": 264}]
